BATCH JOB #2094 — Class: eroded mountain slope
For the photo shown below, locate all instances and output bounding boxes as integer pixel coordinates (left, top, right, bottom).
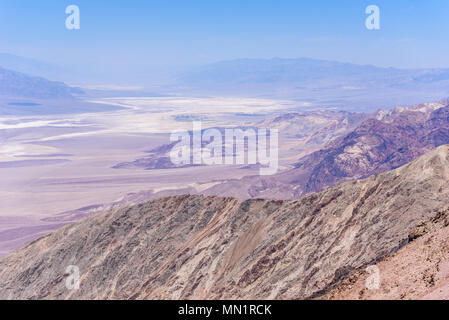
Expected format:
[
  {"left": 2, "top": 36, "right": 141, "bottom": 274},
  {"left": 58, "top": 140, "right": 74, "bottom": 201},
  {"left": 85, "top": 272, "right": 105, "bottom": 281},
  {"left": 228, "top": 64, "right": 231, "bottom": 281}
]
[{"left": 2, "top": 145, "right": 449, "bottom": 300}]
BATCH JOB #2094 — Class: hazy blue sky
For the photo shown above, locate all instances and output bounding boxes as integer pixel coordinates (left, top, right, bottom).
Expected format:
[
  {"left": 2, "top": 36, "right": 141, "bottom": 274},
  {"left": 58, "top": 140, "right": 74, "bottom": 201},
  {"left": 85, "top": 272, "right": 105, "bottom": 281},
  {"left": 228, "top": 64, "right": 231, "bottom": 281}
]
[{"left": 1, "top": 0, "right": 448, "bottom": 71}]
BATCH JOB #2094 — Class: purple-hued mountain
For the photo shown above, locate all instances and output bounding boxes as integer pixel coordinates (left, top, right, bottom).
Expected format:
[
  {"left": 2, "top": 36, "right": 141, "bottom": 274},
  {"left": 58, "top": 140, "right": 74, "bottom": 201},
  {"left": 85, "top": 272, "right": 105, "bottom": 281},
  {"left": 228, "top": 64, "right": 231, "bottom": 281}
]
[
  {"left": 203, "top": 100, "right": 449, "bottom": 199},
  {"left": 0, "top": 66, "right": 78, "bottom": 99}
]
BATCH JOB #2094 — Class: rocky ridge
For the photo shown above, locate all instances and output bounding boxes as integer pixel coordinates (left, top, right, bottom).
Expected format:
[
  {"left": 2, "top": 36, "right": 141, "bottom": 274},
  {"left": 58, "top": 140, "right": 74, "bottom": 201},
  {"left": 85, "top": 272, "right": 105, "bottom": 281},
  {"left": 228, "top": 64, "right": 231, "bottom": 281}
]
[{"left": 1, "top": 145, "right": 449, "bottom": 299}]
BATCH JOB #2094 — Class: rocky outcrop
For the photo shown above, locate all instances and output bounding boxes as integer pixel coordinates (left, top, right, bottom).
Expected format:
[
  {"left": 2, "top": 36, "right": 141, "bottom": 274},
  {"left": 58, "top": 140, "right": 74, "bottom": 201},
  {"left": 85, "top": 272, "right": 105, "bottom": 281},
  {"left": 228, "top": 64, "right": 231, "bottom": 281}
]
[{"left": 1, "top": 145, "right": 449, "bottom": 300}]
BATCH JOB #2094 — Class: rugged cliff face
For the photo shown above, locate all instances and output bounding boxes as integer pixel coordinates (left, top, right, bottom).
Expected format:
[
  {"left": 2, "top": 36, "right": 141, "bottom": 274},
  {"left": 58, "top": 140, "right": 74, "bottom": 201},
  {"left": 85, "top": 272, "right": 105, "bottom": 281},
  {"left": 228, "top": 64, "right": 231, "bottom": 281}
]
[
  {"left": 2, "top": 145, "right": 449, "bottom": 300},
  {"left": 204, "top": 101, "right": 449, "bottom": 200}
]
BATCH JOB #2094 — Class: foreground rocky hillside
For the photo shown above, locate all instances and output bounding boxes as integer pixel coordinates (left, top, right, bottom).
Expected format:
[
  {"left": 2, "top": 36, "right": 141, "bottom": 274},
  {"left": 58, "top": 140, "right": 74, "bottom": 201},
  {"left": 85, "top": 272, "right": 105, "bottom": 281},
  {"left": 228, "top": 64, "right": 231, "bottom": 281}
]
[
  {"left": 320, "top": 208, "right": 449, "bottom": 300},
  {"left": 113, "top": 110, "right": 365, "bottom": 171},
  {"left": 1, "top": 145, "right": 449, "bottom": 299},
  {"left": 294, "top": 100, "right": 449, "bottom": 194}
]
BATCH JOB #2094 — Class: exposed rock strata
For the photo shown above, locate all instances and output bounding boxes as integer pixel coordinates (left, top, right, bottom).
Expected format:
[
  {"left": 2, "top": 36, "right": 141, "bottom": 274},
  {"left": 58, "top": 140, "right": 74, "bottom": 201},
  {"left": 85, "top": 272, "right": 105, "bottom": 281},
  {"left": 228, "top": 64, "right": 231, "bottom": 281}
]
[{"left": 2, "top": 145, "right": 449, "bottom": 300}]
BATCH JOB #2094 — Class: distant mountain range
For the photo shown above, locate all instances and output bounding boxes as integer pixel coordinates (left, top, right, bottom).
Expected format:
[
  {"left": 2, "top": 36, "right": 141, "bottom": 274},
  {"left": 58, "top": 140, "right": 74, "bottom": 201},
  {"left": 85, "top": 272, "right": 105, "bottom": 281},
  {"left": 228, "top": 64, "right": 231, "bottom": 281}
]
[
  {"left": 176, "top": 58, "right": 449, "bottom": 111},
  {"left": 293, "top": 100, "right": 449, "bottom": 194},
  {"left": 2, "top": 145, "right": 449, "bottom": 299},
  {"left": 0, "top": 53, "right": 186, "bottom": 86}
]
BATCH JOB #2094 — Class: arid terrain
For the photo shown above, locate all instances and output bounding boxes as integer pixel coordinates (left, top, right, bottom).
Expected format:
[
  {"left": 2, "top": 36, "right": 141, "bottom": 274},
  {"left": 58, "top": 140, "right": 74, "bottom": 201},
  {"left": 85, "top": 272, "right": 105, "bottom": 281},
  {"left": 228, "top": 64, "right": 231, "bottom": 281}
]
[
  {"left": 202, "top": 100, "right": 449, "bottom": 199},
  {"left": 320, "top": 208, "right": 449, "bottom": 300},
  {"left": 3, "top": 98, "right": 449, "bottom": 258},
  {"left": 1, "top": 144, "right": 449, "bottom": 299}
]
